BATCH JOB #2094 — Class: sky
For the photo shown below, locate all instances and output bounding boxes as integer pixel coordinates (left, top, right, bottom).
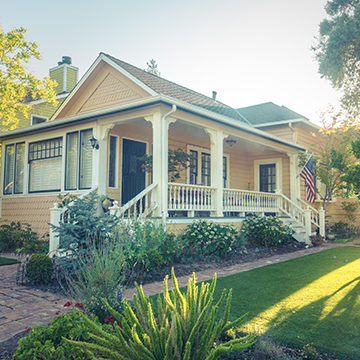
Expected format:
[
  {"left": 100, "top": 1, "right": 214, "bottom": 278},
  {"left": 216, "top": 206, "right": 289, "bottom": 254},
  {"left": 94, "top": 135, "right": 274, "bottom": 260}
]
[{"left": 1, "top": 0, "right": 341, "bottom": 125}]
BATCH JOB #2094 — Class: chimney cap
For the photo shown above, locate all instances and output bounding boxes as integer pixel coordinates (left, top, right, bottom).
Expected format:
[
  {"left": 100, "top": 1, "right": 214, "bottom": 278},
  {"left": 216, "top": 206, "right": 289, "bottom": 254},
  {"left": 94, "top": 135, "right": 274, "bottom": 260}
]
[
  {"left": 212, "top": 91, "right": 217, "bottom": 100},
  {"left": 58, "top": 56, "right": 72, "bottom": 66}
]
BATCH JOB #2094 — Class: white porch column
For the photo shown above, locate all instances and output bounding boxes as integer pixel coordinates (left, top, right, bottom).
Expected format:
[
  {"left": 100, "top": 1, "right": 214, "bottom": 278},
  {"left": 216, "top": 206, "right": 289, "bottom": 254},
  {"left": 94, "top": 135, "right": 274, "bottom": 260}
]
[
  {"left": 206, "top": 129, "right": 224, "bottom": 217},
  {"left": 304, "top": 207, "right": 312, "bottom": 244},
  {"left": 145, "top": 112, "right": 176, "bottom": 222},
  {"left": 91, "top": 124, "right": 108, "bottom": 195},
  {"left": 288, "top": 152, "right": 300, "bottom": 203},
  {"left": 319, "top": 207, "right": 325, "bottom": 237}
]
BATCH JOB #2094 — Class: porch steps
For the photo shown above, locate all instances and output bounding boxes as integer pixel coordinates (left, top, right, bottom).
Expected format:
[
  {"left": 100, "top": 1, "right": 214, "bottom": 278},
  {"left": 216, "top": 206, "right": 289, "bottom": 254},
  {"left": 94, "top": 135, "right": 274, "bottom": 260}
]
[{"left": 280, "top": 216, "right": 306, "bottom": 243}]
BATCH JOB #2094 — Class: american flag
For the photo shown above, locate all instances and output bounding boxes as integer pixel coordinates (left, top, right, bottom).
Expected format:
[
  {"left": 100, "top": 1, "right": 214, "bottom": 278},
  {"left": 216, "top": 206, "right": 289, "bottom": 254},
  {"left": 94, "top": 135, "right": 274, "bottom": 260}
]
[{"left": 300, "top": 155, "right": 316, "bottom": 203}]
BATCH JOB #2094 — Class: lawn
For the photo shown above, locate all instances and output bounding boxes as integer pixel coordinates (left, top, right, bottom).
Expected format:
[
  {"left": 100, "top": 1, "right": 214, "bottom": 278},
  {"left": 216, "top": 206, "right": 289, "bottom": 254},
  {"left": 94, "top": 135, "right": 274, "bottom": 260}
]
[
  {"left": 0, "top": 256, "right": 18, "bottom": 266},
  {"left": 211, "top": 247, "right": 360, "bottom": 359}
]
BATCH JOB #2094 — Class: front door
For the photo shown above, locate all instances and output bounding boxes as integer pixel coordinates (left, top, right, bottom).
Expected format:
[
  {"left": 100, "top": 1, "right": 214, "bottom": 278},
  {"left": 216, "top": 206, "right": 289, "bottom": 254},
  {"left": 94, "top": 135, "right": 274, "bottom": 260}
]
[
  {"left": 121, "top": 139, "right": 146, "bottom": 205},
  {"left": 259, "top": 164, "right": 276, "bottom": 193}
]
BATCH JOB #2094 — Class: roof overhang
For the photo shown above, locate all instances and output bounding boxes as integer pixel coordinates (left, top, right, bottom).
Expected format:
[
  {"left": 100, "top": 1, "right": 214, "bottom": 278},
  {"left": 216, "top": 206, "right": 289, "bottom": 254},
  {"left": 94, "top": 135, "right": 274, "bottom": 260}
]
[
  {"left": 0, "top": 95, "right": 306, "bottom": 152},
  {"left": 254, "top": 118, "right": 320, "bottom": 130}
]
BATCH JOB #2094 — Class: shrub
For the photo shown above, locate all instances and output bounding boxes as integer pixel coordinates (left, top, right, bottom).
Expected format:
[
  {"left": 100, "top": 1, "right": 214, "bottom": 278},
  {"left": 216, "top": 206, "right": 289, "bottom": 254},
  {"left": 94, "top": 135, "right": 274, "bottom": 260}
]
[
  {"left": 65, "top": 268, "right": 256, "bottom": 359},
  {"left": 328, "top": 221, "right": 356, "bottom": 239},
  {"left": 301, "top": 343, "right": 318, "bottom": 360},
  {"left": 114, "top": 220, "right": 179, "bottom": 282},
  {"left": 251, "top": 337, "right": 285, "bottom": 359},
  {"left": 51, "top": 190, "right": 118, "bottom": 267},
  {"left": 0, "top": 221, "right": 44, "bottom": 253},
  {"left": 241, "top": 215, "right": 293, "bottom": 247},
  {"left": 26, "top": 254, "right": 53, "bottom": 283},
  {"left": 180, "top": 220, "right": 239, "bottom": 260},
  {"left": 64, "top": 240, "right": 125, "bottom": 321},
  {"left": 13, "top": 311, "right": 92, "bottom": 360}
]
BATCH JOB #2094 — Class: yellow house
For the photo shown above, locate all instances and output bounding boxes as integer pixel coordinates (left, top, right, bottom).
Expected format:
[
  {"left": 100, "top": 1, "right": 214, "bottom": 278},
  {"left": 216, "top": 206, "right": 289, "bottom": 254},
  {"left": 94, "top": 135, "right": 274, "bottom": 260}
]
[{"left": 0, "top": 53, "right": 326, "bottom": 253}]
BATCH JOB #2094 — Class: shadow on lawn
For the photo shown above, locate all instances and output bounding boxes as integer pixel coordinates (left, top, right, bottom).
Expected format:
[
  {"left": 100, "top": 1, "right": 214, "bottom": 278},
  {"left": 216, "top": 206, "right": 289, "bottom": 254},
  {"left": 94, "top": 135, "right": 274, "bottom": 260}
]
[{"left": 260, "top": 275, "right": 360, "bottom": 359}]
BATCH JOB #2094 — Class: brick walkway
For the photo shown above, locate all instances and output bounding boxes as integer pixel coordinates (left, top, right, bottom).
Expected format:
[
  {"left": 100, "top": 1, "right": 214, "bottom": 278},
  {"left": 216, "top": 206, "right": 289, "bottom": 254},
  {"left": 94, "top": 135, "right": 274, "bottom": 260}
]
[{"left": 0, "top": 242, "right": 357, "bottom": 343}]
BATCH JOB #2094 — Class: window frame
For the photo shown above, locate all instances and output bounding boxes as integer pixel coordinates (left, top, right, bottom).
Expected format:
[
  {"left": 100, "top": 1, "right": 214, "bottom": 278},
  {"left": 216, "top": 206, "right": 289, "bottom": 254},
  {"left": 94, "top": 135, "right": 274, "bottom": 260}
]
[
  {"left": 187, "top": 145, "right": 230, "bottom": 187},
  {"left": 31, "top": 114, "right": 48, "bottom": 125},
  {"left": 108, "top": 134, "right": 119, "bottom": 188},
  {"left": 28, "top": 137, "right": 63, "bottom": 193},
  {"left": 64, "top": 128, "right": 93, "bottom": 191}
]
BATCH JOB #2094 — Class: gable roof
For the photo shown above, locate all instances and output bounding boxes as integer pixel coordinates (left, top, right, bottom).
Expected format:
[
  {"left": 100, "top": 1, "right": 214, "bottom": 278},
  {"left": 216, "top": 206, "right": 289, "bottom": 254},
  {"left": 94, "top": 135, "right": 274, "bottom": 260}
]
[
  {"left": 102, "top": 53, "right": 247, "bottom": 123},
  {"left": 237, "top": 102, "right": 308, "bottom": 126}
]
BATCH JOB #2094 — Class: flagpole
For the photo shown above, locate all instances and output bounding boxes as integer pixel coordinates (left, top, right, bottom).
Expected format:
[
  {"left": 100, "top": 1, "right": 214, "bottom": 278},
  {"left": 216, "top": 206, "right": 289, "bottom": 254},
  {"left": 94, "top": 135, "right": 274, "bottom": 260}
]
[{"left": 296, "top": 152, "right": 313, "bottom": 178}]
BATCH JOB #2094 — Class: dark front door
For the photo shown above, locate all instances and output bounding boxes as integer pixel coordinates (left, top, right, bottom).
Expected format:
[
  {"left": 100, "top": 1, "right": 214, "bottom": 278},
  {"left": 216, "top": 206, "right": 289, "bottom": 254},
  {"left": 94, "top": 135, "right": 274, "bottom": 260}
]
[
  {"left": 121, "top": 139, "right": 146, "bottom": 205},
  {"left": 259, "top": 164, "right": 276, "bottom": 193}
]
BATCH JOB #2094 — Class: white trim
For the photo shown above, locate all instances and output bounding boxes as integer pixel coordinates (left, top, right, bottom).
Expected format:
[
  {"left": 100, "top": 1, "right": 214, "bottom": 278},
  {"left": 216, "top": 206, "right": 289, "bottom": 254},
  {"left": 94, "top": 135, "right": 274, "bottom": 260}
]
[
  {"left": 108, "top": 134, "right": 119, "bottom": 189},
  {"left": 167, "top": 217, "right": 245, "bottom": 224},
  {"left": 0, "top": 95, "right": 306, "bottom": 153},
  {"left": 254, "top": 119, "right": 320, "bottom": 130},
  {"left": 187, "top": 144, "right": 230, "bottom": 188},
  {"left": 49, "top": 63, "right": 79, "bottom": 73},
  {"left": 63, "top": 65, "right": 67, "bottom": 93},
  {"left": 31, "top": 114, "right": 48, "bottom": 125},
  {"left": 254, "top": 158, "right": 283, "bottom": 192},
  {"left": 51, "top": 54, "right": 157, "bottom": 120},
  {"left": 26, "top": 93, "right": 69, "bottom": 106}
]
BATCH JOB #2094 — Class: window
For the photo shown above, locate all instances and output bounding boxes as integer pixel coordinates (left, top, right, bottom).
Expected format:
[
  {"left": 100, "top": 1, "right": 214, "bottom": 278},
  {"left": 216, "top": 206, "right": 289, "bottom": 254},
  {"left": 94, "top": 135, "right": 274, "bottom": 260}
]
[
  {"left": 31, "top": 115, "right": 47, "bottom": 125},
  {"left": 108, "top": 135, "right": 118, "bottom": 188},
  {"left": 188, "top": 147, "right": 229, "bottom": 187},
  {"left": 65, "top": 129, "right": 93, "bottom": 190},
  {"left": 3, "top": 143, "right": 25, "bottom": 194},
  {"left": 259, "top": 164, "right": 276, "bottom": 193},
  {"left": 29, "top": 138, "right": 62, "bottom": 192}
]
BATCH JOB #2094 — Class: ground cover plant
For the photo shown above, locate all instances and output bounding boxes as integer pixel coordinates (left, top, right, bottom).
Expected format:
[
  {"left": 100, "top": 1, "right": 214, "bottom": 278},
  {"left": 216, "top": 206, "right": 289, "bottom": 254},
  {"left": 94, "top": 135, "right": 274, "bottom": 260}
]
[
  {"left": 0, "top": 256, "right": 18, "bottom": 266},
  {"left": 65, "top": 269, "right": 256, "bottom": 360},
  {"left": 210, "top": 247, "right": 360, "bottom": 359}
]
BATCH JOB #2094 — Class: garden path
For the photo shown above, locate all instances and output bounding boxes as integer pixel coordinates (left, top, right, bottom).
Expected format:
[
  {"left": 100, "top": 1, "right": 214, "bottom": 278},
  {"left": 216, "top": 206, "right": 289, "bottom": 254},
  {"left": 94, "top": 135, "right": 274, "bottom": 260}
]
[{"left": 0, "top": 241, "right": 358, "bottom": 343}]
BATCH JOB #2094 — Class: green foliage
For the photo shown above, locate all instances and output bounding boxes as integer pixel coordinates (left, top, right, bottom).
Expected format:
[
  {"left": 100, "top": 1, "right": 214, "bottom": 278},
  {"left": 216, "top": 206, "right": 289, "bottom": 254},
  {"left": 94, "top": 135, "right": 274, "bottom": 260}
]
[
  {"left": 52, "top": 190, "right": 118, "bottom": 267},
  {"left": 313, "top": 0, "right": 360, "bottom": 114},
  {"left": 139, "top": 148, "right": 191, "bottom": 182},
  {"left": 241, "top": 216, "right": 293, "bottom": 247},
  {"left": 340, "top": 201, "right": 359, "bottom": 223},
  {"left": 0, "top": 221, "right": 45, "bottom": 253},
  {"left": 26, "top": 254, "right": 53, "bottom": 284},
  {"left": 65, "top": 268, "right": 256, "bottom": 360},
  {"left": 301, "top": 343, "right": 318, "bottom": 360},
  {"left": 0, "top": 26, "right": 57, "bottom": 131},
  {"left": 180, "top": 220, "right": 239, "bottom": 260},
  {"left": 14, "top": 311, "right": 92, "bottom": 360},
  {"left": 251, "top": 337, "right": 285, "bottom": 359},
  {"left": 328, "top": 221, "right": 356, "bottom": 239},
  {"left": 64, "top": 240, "right": 125, "bottom": 322},
  {"left": 114, "top": 220, "right": 179, "bottom": 283}
]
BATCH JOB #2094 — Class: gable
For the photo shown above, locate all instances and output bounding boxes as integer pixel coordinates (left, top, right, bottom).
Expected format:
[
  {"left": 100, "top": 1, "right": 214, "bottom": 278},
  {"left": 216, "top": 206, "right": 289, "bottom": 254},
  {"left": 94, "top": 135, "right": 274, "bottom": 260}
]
[{"left": 53, "top": 60, "right": 152, "bottom": 119}]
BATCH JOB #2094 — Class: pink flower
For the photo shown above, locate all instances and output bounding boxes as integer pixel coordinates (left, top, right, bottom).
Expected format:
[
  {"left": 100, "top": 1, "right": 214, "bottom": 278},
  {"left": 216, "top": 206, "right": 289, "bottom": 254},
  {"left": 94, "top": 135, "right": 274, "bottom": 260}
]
[
  {"left": 55, "top": 311, "right": 61, "bottom": 315},
  {"left": 118, "top": 322, "right": 123, "bottom": 329},
  {"left": 25, "top": 327, "right": 32, "bottom": 333},
  {"left": 109, "top": 316, "right": 115, "bottom": 323},
  {"left": 104, "top": 316, "right": 110, "bottom": 323},
  {"left": 64, "top": 301, "right": 72, "bottom": 307},
  {"left": 74, "top": 303, "right": 84, "bottom": 309}
]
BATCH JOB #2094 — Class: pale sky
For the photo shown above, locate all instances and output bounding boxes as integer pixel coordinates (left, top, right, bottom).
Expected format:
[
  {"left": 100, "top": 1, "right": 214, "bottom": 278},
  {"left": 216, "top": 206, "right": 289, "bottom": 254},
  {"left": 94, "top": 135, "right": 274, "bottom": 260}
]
[{"left": 1, "top": 0, "right": 341, "bottom": 125}]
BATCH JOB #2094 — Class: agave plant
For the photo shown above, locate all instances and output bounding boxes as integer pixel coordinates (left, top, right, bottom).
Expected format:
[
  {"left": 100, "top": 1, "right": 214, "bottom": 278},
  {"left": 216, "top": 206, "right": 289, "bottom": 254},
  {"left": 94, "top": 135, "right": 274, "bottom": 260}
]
[{"left": 66, "top": 268, "right": 256, "bottom": 359}]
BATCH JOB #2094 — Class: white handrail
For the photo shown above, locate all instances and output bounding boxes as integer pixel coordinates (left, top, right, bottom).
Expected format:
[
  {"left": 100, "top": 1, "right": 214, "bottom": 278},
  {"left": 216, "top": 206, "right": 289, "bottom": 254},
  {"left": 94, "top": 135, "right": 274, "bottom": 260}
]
[
  {"left": 297, "top": 198, "right": 319, "bottom": 214},
  {"left": 112, "top": 183, "right": 158, "bottom": 219},
  {"left": 297, "top": 197, "right": 320, "bottom": 228}
]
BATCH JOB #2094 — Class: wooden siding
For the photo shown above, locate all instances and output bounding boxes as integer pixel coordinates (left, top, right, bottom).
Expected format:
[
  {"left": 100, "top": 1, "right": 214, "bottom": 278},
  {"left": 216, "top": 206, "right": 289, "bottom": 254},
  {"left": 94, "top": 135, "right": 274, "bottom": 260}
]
[{"left": 1, "top": 196, "right": 58, "bottom": 235}]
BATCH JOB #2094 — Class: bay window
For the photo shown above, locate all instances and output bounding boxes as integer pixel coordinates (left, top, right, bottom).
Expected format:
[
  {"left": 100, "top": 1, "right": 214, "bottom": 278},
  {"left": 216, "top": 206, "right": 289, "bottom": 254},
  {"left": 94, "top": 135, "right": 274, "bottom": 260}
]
[
  {"left": 3, "top": 143, "right": 25, "bottom": 194},
  {"left": 29, "top": 138, "right": 62, "bottom": 192}
]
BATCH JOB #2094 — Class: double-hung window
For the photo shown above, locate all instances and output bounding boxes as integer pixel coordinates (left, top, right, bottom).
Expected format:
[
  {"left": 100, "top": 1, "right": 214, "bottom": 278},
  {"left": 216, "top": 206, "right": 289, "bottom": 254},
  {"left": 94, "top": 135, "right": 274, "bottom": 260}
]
[
  {"left": 29, "top": 138, "right": 62, "bottom": 192},
  {"left": 65, "top": 129, "right": 93, "bottom": 190},
  {"left": 3, "top": 143, "right": 25, "bottom": 194},
  {"left": 189, "top": 147, "right": 229, "bottom": 187}
]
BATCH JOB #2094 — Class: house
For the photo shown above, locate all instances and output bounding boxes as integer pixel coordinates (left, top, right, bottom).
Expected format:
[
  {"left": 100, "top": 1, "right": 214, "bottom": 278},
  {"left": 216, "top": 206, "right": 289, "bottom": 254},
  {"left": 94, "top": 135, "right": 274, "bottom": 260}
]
[{"left": 0, "top": 53, "right": 326, "bottom": 254}]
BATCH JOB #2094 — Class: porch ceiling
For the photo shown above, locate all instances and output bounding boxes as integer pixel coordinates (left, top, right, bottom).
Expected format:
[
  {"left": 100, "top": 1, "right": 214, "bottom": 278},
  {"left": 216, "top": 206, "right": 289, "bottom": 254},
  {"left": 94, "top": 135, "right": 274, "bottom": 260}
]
[{"left": 169, "top": 120, "right": 291, "bottom": 156}]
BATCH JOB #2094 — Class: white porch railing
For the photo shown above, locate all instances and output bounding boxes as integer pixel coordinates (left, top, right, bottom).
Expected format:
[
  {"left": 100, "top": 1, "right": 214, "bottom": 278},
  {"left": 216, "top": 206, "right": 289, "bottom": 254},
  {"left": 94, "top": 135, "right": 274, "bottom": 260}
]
[
  {"left": 223, "top": 189, "right": 279, "bottom": 213},
  {"left": 110, "top": 183, "right": 158, "bottom": 219},
  {"left": 168, "top": 183, "right": 216, "bottom": 212},
  {"left": 297, "top": 198, "right": 325, "bottom": 237}
]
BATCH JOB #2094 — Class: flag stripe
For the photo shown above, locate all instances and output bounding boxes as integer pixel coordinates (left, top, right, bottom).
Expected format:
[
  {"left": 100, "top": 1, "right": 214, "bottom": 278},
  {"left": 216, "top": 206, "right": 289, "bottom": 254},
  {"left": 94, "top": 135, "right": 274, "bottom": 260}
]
[{"left": 300, "top": 155, "right": 316, "bottom": 203}]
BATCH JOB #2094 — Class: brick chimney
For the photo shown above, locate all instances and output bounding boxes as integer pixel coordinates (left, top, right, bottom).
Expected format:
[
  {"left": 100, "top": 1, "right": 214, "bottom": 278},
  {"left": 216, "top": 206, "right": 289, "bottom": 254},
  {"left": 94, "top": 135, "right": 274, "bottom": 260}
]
[{"left": 49, "top": 56, "right": 78, "bottom": 94}]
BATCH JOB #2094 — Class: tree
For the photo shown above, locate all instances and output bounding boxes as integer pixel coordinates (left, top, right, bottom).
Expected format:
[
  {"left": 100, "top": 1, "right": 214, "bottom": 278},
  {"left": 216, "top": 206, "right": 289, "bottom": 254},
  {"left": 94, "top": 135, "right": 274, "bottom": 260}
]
[
  {"left": 0, "top": 26, "right": 57, "bottom": 130},
  {"left": 313, "top": 0, "right": 360, "bottom": 115},
  {"left": 302, "top": 109, "right": 360, "bottom": 211},
  {"left": 146, "top": 58, "right": 161, "bottom": 76}
]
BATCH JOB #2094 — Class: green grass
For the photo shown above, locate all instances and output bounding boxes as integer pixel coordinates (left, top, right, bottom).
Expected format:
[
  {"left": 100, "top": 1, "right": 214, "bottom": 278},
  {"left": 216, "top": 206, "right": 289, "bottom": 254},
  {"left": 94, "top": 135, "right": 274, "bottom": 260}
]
[
  {"left": 210, "top": 247, "right": 360, "bottom": 359},
  {"left": 0, "top": 256, "right": 18, "bottom": 266},
  {"left": 333, "top": 235, "right": 356, "bottom": 244}
]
